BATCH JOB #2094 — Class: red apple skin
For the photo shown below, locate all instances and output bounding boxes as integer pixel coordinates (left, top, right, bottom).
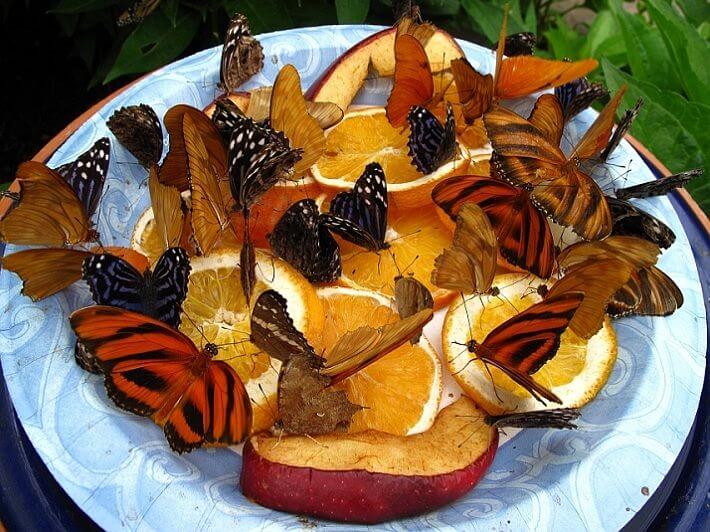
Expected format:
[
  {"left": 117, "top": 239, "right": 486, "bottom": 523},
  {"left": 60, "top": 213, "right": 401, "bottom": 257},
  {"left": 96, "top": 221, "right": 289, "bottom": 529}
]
[{"left": 240, "top": 430, "right": 498, "bottom": 524}]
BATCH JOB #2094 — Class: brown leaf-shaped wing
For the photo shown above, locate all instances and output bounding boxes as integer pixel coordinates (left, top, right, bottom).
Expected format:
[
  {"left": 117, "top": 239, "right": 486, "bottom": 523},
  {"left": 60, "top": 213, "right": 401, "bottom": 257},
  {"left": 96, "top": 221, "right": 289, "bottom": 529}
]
[
  {"left": 148, "top": 167, "right": 184, "bottom": 251},
  {"left": 394, "top": 275, "right": 434, "bottom": 344},
  {"left": 322, "top": 308, "right": 433, "bottom": 384},
  {"left": 107, "top": 104, "right": 163, "bottom": 168},
  {"left": 220, "top": 13, "right": 264, "bottom": 93}
]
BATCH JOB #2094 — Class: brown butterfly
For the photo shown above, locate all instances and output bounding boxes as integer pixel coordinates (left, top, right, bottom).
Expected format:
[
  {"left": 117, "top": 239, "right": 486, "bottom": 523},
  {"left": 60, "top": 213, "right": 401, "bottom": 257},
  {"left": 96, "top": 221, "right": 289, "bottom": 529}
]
[
  {"left": 608, "top": 266, "right": 683, "bottom": 318},
  {"left": 160, "top": 105, "right": 228, "bottom": 191},
  {"left": 451, "top": 10, "right": 597, "bottom": 124},
  {"left": 430, "top": 203, "right": 497, "bottom": 294},
  {"left": 250, "top": 290, "right": 433, "bottom": 434},
  {"left": 107, "top": 104, "right": 163, "bottom": 169},
  {"left": 394, "top": 274, "right": 434, "bottom": 344},
  {"left": 546, "top": 236, "right": 660, "bottom": 338},
  {"left": 219, "top": 13, "right": 264, "bottom": 93},
  {"left": 147, "top": 167, "right": 189, "bottom": 253},
  {"left": 484, "top": 87, "right": 629, "bottom": 240},
  {"left": 240, "top": 86, "right": 343, "bottom": 130}
]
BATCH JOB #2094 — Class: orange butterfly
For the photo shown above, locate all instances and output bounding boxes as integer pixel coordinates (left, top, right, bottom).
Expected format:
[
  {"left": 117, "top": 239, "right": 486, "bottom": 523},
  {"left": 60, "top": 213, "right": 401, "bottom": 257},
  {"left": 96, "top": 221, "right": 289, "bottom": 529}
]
[
  {"left": 484, "top": 87, "right": 629, "bottom": 240},
  {"left": 1, "top": 247, "right": 148, "bottom": 301},
  {"left": 608, "top": 266, "right": 683, "bottom": 318},
  {"left": 451, "top": 10, "right": 597, "bottom": 123},
  {"left": 546, "top": 236, "right": 659, "bottom": 338},
  {"left": 147, "top": 166, "right": 193, "bottom": 256},
  {"left": 159, "top": 105, "right": 228, "bottom": 191},
  {"left": 70, "top": 306, "right": 252, "bottom": 453}
]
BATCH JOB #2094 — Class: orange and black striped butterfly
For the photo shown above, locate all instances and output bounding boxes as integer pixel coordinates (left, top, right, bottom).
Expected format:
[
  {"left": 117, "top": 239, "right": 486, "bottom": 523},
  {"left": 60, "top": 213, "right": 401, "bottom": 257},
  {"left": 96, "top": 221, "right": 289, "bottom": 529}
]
[
  {"left": 463, "top": 290, "right": 585, "bottom": 404},
  {"left": 250, "top": 289, "right": 432, "bottom": 434},
  {"left": 547, "top": 236, "right": 660, "bottom": 338},
  {"left": 70, "top": 305, "right": 252, "bottom": 453},
  {"left": 451, "top": 10, "right": 597, "bottom": 124},
  {"left": 432, "top": 173, "right": 556, "bottom": 278},
  {"left": 484, "top": 87, "right": 630, "bottom": 240}
]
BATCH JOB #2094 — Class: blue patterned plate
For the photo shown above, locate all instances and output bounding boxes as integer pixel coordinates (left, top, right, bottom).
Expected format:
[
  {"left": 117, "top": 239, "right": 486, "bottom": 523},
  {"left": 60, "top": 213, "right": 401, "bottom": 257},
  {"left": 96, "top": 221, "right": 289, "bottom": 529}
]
[{"left": 0, "top": 25, "right": 706, "bottom": 531}]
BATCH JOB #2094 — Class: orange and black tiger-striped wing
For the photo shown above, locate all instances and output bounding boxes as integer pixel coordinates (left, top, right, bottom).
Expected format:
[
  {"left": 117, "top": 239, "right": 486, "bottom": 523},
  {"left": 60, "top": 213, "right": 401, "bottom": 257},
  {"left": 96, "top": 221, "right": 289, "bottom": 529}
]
[
  {"left": 386, "top": 34, "right": 434, "bottom": 127},
  {"left": 609, "top": 266, "right": 683, "bottom": 318},
  {"left": 432, "top": 175, "right": 556, "bottom": 278},
  {"left": 450, "top": 58, "right": 494, "bottom": 123},
  {"left": 482, "top": 291, "right": 584, "bottom": 376},
  {"left": 527, "top": 94, "right": 564, "bottom": 147}
]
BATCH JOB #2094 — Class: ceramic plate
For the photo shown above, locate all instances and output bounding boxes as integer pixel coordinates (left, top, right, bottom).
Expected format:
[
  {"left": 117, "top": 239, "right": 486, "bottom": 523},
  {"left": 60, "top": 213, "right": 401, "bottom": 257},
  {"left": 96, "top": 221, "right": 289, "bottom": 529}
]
[{"left": 0, "top": 25, "right": 706, "bottom": 531}]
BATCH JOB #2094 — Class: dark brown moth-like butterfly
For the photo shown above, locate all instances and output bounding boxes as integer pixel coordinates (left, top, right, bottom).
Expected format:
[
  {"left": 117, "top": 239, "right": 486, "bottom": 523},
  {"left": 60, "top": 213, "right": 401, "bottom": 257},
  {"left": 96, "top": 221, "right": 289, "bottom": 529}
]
[
  {"left": 615, "top": 168, "right": 703, "bottom": 200},
  {"left": 219, "top": 13, "right": 264, "bottom": 93},
  {"left": 607, "top": 196, "right": 676, "bottom": 249},
  {"left": 250, "top": 290, "right": 433, "bottom": 435},
  {"left": 107, "top": 104, "right": 163, "bottom": 169}
]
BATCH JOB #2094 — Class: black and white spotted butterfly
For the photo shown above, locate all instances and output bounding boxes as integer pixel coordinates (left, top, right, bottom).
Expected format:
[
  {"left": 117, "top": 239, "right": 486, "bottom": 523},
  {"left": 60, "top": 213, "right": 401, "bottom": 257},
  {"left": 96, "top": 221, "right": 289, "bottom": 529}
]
[
  {"left": 55, "top": 137, "right": 110, "bottom": 219},
  {"left": 269, "top": 199, "right": 342, "bottom": 283},
  {"left": 407, "top": 103, "right": 457, "bottom": 174},
  {"left": 106, "top": 104, "right": 163, "bottom": 168},
  {"left": 607, "top": 196, "right": 675, "bottom": 249},
  {"left": 212, "top": 97, "right": 244, "bottom": 141},
  {"left": 493, "top": 32, "right": 537, "bottom": 56},
  {"left": 82, "top": 247, "right": 191, "bottom": 329},
  {"left": 228, "top": 114, "right": 302, "bottom": 213},
  {"left": 220, "top": 13, "right": 264, "bottom": 93},
  {"left": 325, "top": 162, "right": 390, "bottom": 251},
  {"left": 615, "top": 168, "right": 703, "bottom": 200},
  {"left": 555, "top": 78, "right": 609, "bottom": 121}
]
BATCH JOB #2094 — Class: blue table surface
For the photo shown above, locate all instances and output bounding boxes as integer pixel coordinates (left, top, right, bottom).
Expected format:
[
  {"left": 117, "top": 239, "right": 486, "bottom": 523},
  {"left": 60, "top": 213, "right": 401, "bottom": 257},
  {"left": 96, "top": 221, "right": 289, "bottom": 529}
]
[{"left": 0, "top": 157, "right": 708, "bottom": 531}]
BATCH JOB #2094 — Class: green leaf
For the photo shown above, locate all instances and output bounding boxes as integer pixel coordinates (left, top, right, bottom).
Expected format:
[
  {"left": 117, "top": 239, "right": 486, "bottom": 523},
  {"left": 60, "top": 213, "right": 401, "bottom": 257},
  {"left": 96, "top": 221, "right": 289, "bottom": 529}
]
[
  {"left": 645, "top": 0, "right": 710, "bottom": 105},
  {"left": 460, "top": 0, "right": 534, "bottom": 44},
  {"left": 602, "top": 59, "right": 710, "bottom": 211},
  {"left": 580, "top": 11, "right": 625, "bottom": 60},
  {"left": 544, "top": 17, "right": 585, "bottom": 60},
  {"left": 104, "top": 10, "right": 199, "bottom": 83},
  {"left": 224, "top": 1, "right": 294, "bottom": 33},
  {"left": 50, "top": 0, "right": 116, "bottom": 14},
  {"left": 420, "top": 0, "right": 460, "bottom": 17},
  {"left": 674, "top": 0, "right": 710, "bottom": 27},
  {"left": 335, "top": 0, "right": 370, "bottom": 23},
  {"left": 610, "top": 1, "right": 682, "bottom": 92},
  {"left": 161, "top": 0, "right": 180, "bottom": 26}
]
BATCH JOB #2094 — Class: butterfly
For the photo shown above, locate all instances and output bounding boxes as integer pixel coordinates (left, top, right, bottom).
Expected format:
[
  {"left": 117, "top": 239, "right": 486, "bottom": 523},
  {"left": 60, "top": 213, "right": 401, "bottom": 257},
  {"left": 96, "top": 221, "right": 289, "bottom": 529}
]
[
  {"left": 219, "top": 13, "right": 264, "bottom": 93},
  {"left": 407, "top": 104, "right": 457, "bottom": 174},
  {"left": 83, "top": 247, "right": 191, "bottom": 329},
  {"left": 325, "top": 163, "right": 390, "bottom": 252},
  {"left": 608, "top": 265, "right": 683, "bottom": 318},
  {"left": 386, "top": 33, "right": 447, "bottom": 127},
  {"left": 598, "top": 99, "right": 643, "bottom": 163},
  {"left": 546, "top": 236, "right": 660, "bottom": 338},
  {"left": 117, "top": 0, "right": 161, "bottom": 26},
  {"left": 484, "top": 88, "right": 630, "bottom": 240},
  {"left": 269, "top": 64, "right": 326, "bottom": 177},
  {"left": 615, "top": 168, "right": 704, "bottom": 200},
  {"left": 430, "top": 203, "right": 497, "bottom": 294},
  {"left": 148, "top": 167, "right": 190, "bottom": 253},
  {"left": 107, "top": 104, "right": 163, "bottom": 169},
  {"left": 182, "top": 112, "right": 235, "bottom": 256},
  {"left": 1, "top": 247, "right": 148, "bottom": 302},
  {"left": 432, "top": 172, "right": 556, "bottom": 278},
  {"left": 250, "top": 290, "right": 433, "bottom": 434},
  {"left": 394, "top": 274, "right": 433, "bottom": 344},
  {"left": 607, "top": 196, "right": 676, "bottom": 249},
  {"left": 554, "top": 78, "right": 609, "bottom": 121},
  {"left": 160, "top": 105, "right": 228, "bottom": 192},
  {"left": 451, "top": 10, "right": 597, "bottom": 124},
  {"left": 268, "top": 199, "right": 342, "bottom": 283},
  {"left": 55, "top": 137, "right": 110, "bottom": 220},
  {"left": 492, "top": 32, "right": 536, "bottom": 56},
  {"left": 211, "top": 97, "right": 245, "bottom": 141},
  {"left": 462, "top": 290, "right": 585, "bottom": 404},
  {"left": 70, "top": 306, "right": 252, "bottom": 453}
]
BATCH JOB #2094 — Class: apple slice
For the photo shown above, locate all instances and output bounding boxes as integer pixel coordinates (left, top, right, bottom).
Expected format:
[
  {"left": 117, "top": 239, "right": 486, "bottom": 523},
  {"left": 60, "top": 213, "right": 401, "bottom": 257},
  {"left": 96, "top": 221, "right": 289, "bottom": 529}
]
[
  {"left": 305, "top": 26, "right": 464, "bottom": 111},
  {"left": 240, "top": 397, "right": 498, "bottom": 524}
]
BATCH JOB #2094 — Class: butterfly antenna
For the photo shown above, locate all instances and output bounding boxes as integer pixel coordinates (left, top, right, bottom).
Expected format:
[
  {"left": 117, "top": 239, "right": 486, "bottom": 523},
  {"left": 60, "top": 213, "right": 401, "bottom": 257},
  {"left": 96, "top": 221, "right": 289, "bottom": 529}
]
[
  {"left": 401, "top": 254, "right": 420, "bottom": 276},
  {"left": 498, "top": 292, "right": 518, "bottom": 312},
  {"left": 183, "top": 312, "right": 209, "bottom": 348},
  {"left": 457, "top": 419, "right": 488, "bottom": 448},
  {"left": 304, "top": 434, "right": 327, "bottom": 448},
  {"left": 387, "top": 248, "right": 402, "bottom": 277},
  {"left": 257, "top": 382, "right": 278, "bottom": 420},
  {"left": 387, "top": 228, "right": 421, "bottom": 245},
  {"left": 480, "top": 359, "right": 503, "bottom": 403},
  {"left": 461, "top": 292, "right": 474, "bottom": 339}
]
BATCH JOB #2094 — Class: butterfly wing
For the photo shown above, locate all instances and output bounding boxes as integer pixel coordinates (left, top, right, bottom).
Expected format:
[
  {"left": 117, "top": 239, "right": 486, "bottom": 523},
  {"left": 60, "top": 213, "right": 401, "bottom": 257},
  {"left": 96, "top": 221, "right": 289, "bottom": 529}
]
[
  {"left": 270, "top": 64, "right": 325, "bottom": 176},
  {"left": 325, "top": 162, "right": 389, "bottom": 250},
  {"left": 322, "top": 308, "right": 433, "bottom": 384},
  {"left": 212, "top": 97, "right": 245, "bottom": 140},
  {"left": 615, "top": 169, "right": 703, "bottom": 200},
  {"left": 219, "top": 13, "right": 264, "bottom": 93},
  {"left": 432, "top": 174, "right": 556, "bottom": 278},
  {"left": 495, "top": 33, "right": 536, "bottom": 56},
  {"left": 527, "top": 94, "right": 564, "bottom": 147},
  {"left": 407, "top": 104, "right": 457, "bottom": 174},
  {"left": 496, "top": 56, "right": 598, "bottom": 100},
  {"left": 394, "top": 276, "right": 434, "bottom": 343},
  {"left": 609, "top": 266, "right": 683, "bottom": 317},
  {"left": 250, "top": 289, "right": 319, "bottom": 363},
  {"left": 554, "top": 78, "right": 609, "bottom": 121},
  {"left": 147, "top": 247, "right": 191, "bottom": 328},
  {"left": 431, "top": 203, "right": 497, "bottom": 293},
  {"left": 183, "top": 113, "right": 234, "bottom": 255},
  {"left": 450, "top": 58, "right": 494, "bottom": 123},
  {"left": 82, "top": 252, "right": 147, "bottom": 312},
  {"left": 56, "top": 137, "right": 109, "bottom": 218},
  {"left": 386, "top": 34, "right": 434, "bottom": 127},
  {"left": 107, "top": 104, "right": 163, "bottom": 168},
  {"left": 599, "top": 99, "right": 643, "bottom": 162},
  {"left": 479, "top": 291, "right": 585, "bottom": 403},
  {"left": 148, "top": 166, "right": 184, "bottom": 250},
  {"left": 160, "top": 105, "right": 228, "bottom": 192},
  {"left": 558, "top": 235, "right": 659, "bottom": 272},
  {"left": 0, "top": 161, "right": 90, "bottom": 246},
  {"left": 607, "top": 196, "right": 676, "bottom": 249},
  {"left": 571, "top": 85, "right": 627, "bottom": 161},
  {"left": 268, "top": 199, "right": 341, "bottom": 283},
  {"left": 2, "top": 248, "right": 90, "bottom": 301}
]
